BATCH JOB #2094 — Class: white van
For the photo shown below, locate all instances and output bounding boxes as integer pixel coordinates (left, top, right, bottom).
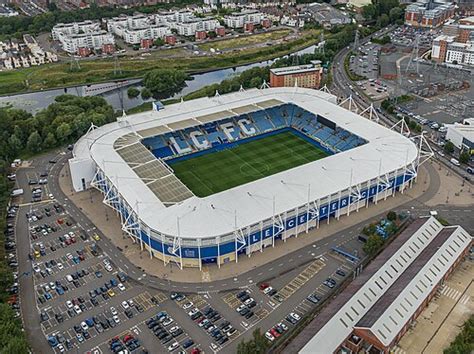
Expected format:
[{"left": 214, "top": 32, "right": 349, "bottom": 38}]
[{"left": 450, "top": 158, "right": 460, "bottom": 166}]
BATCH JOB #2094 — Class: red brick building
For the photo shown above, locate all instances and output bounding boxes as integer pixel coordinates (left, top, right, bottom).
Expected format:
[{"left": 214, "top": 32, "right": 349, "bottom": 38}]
[
  {"left": 140, "top": 38, "right": 154, "bottom": 49},
  {"left": 195, "top": 31, "right": 207, "bottom": 41},
  {"left": 244, "top": 22, "right": 255, "bottom": 32},
  {"left": 270, "top": 63, "right": 323, "bottom": 89},
  {"left": 101, "top": 43, "right": 115, "bottom": 54},
  {"left": 165, "top": 35, "right": 176, "bottom": 45},
  {"left": 77, "top": 47, "right": 91, "bottom": 57},
  {"left": 261, "top": 18, "right": 271, "bottom": 29},
  {"left": 215, "top": 26, "right": 226, "bottom": 37}
]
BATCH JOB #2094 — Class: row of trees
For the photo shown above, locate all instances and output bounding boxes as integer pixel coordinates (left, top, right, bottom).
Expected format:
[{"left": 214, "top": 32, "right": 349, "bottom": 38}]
[
  {"left": 1, "top": 95, "right": 115, "bottom": 159},
  {"left": 237, "top": 329, "right": 269, "bottom": 354}
]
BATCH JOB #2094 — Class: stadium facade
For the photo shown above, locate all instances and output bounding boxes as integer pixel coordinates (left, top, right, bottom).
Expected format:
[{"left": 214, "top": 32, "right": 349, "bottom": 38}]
[{"left": 69, "top": 87, "right": 421, "bottom": 269}]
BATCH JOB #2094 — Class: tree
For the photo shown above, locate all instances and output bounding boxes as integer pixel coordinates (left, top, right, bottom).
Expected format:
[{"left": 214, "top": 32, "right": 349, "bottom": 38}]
[
  {"left": 362, "top": 4, "right": 377, "bottom": 20},
  {"left": 363, "top": 234, "right": 385, "bottom": 257},
  {"left": 26, "top": 131, "right": 42, "bottom": 153},
  {"left": 444, "top": 315, "right": 474, "bottom": 354},
  {"left": 389, "top": 7, "right": 403, "bottom": 23},
  {"left": 153, "top": 38, "right": 164, "bottom": 47},
  {"left": 141, "top": 87, "right": 152, "bottom": 100},
  {"left": 387, "top": 211, "right": 397, "bottom": 222},
  {"left": 143, "top": 69, "right": 189, "bottom": 99},
  {"left": 43, "top": 132, "right": 57, "bottom": 148},
  {"left": 56, "top": 122, "right": 72, "bottom": 143},
  {"left": 377, "top": 13, "right": 390, "bottom": 28},
  {"left": 127, "top": 87, "right": 140, "bottom": 98},
  {"left": 237, "top": 328, "right": 269, "bottom": 354},
  {"left": 444, "top": 141, "right": 455, "bottom": 155},
  {"left": 459, "top": 151, "right": 470, "bottom": 164}
]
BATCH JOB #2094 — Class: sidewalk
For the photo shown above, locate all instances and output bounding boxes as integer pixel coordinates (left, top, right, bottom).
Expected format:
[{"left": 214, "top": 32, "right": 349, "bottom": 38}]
[
  {"left": 59, "top": 163, "right": 438, "bottom": 283},
  {"left": 395, "top": 260, "right": 473, "bottom": 354}
]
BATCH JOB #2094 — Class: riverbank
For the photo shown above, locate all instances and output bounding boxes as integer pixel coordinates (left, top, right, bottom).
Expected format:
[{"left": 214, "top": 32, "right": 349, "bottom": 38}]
[{"left": 0, "top": 29, "right": 320, "bottom": 97}]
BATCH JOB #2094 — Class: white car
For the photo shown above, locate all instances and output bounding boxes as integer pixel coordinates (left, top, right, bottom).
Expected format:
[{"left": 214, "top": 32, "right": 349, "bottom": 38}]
[
  {"left": 66, "top": 300, "right": 73, "bottom": 309},
  {"left": 57, "top": 263, "right": 64, "bottom": 270},
  {"left": 169, "top": 326, "right": 179, "bottom": 333},
  {"left": 162, "top": 317, "right": 174, "bottom": 326},
  {"left": 105, "top": 264, "right": 113, "bottom": 272},
  {"left": 167, "top": 342, "right": 179, "bottom": 352},
  {"left": 128, "top": 299, "right": 134, "bottom": 307},
  {"left": 263, "top": 286, "right": 273, "bottom": 295},
  {"left": 290, "top": 312, "right": 301, "bottom": 321},
  {"left": 117, "top": 283, "right": 125, "bottom": 291},
  {"left": 66, "top": 275, "right": 73, "bottom": 282},
  {"left": 81, "top": 321, "right": 88, "bottom": 331},
  {"left": 49, "top": 281, "right": 56, "bottom": 290},
  {"left": 113, "top": 315, "right": 120, "bottom": 323},
  {"left": 182, "top": 302, "right": 193, "bottom": 310},
  {"left": 265, "top": 331, "right": 275, "bottom": 342},
  {"left": 66, "top": 253, "right": 73, "bottom": 260},
  {"left": 188, "top": 308, "right": 199, "bottom": 317},
  {"left": 110, "top": 307, "right": 118, "bottom": 316},
  {"left": 57, "top": 344, "right": 65, "bottom": 353},
  {"left": 244, "top": 297, "right": 254, "bottom": 306},
  {"left": 236, "top": 305, "right": 246, "bottom": 312},
  {"left": 121, "top": 301, "right": 129, "bottom": 310},
  {"left": 33, "top": 265, "right": 41, "bottom": 273},
  {"left": 74, "top": 305, "right": 82, "bottom": 314}
]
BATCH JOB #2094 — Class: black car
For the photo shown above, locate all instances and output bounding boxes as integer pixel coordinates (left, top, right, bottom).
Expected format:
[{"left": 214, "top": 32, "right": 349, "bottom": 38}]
[
  {"left": 125, "top": 309, "right": 133, "bottom": 318},
  {"left": 182, "top": 339, "right": 194, "bottom": 349},
  {"left": 245, "top": 311, "right": 254, "bottom": 319},
  {"left": 336, "top": 269, "right": 346, "bottom": 277}
]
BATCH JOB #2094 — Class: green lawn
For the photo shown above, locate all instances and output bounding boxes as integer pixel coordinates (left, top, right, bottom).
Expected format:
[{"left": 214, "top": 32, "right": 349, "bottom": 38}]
[{"left": 168, "top": 130, "right": 328, "bottom": 197}]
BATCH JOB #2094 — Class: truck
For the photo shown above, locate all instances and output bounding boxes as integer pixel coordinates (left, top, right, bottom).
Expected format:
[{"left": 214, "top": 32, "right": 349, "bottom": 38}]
[{"left": 10, "top": 189, "right": 23, "bottom": 197}]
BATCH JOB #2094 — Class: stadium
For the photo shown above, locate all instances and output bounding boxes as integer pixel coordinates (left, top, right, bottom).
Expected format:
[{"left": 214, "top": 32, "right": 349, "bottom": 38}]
[{"left": 69, "top": 87, "right": 420, "bottom": 269}]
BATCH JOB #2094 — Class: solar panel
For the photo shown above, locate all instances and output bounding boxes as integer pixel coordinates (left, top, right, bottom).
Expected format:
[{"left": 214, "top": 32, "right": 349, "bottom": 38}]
[
  {"left": 113, "top": 133, "right": 141, "bottom": 149},
  {"left": 167, "top": 118, "right": 200, "bottom": 131},
  {"left": 116, "top": 143, "right": 155, "bottom": 165},
  {"left": 133, "top": 160, "right": 172, "bottom": 180},
  {"left": 196, "top": 110, "right": 234, "bottom": 123},
  {"left": 147, "top": 175, "right": 193, "bottom": 204},
  {"left": 256, "top": 99, "right": 284, "bottom": 109},
  {"left": 137, "top": 125, "right": 171, "bottom": 138},
  {"left": 231, "top": 104, "right": 260, "bottom": 115}
]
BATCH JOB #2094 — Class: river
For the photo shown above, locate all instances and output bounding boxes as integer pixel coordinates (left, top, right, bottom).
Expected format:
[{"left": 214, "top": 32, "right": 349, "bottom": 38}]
[{"left": 0, "top": 44, "right": 318, "bottom": 114}]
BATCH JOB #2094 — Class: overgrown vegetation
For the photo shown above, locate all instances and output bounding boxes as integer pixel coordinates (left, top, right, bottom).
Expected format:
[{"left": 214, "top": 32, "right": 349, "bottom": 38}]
[
  {"left": 362, "top": 211, "right": 402, "bottom": 256},
  {"left": 237, "top": 328, "right": 270, "bottom": 354},
  {"left": 371, "top": 35, "right": 392, "bottom": 45},
  {"left": 143, "top": 69, "right": 189, "bottom": 99},
  {"left": 362, "top": 0, "right": 404, "bottom": 27},
  {"left": 127, "top": 87, "right": 140, "bottom": 98},
  {"left": 444, "top": 315, "right": 474, "bottom": 354}
]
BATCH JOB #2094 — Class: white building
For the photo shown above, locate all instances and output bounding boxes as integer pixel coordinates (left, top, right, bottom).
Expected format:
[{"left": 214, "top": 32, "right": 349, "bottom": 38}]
[
  {"left": 175, "top": 18, "right": 220, "bottom": 36},
  {"left": 224, "top": 10, "right": 262, "bottom": 28},
  {"left": 107, "top": 14, "right": 151, "bottom": 36},
  {"left": 122, "top": 25, "right": 170, "bottom": 44},
  {"left": 155, "top": 10, "right": 194, "bottom": 25},
  {"left": 445, "top": 118, "right": 474, "bottom": 151},
  {"left": 52, "top": 21, "right": 101, "bottom": 41},
  {"left": 57, "top": 30, "right": 115, "bottom": 54}
]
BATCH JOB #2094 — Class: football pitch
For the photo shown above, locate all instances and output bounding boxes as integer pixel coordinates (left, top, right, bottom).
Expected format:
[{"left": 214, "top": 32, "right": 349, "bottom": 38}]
[{"left": 168, "top": 130, "right": 328, "bottom": 197}]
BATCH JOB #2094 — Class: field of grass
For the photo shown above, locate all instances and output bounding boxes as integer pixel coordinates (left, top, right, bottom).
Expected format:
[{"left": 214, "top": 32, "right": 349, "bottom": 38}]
[
  {"left": 198, "top": 29, "right": 292, "bottom": 51},
  {"left": 168, "top": 130, "right": 328, "bottom": 197}
]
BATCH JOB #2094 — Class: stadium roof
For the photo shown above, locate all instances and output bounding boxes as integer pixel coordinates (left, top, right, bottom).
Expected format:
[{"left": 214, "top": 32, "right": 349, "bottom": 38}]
[
  {"left": 287, "top": 217, "right": 472, "bottom": 353},
  {"left": 72, "top": 87, "right": 419, "bottom": 239}
]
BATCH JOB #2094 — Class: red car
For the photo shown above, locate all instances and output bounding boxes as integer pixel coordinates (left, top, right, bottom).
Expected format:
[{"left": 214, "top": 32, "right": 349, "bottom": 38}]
[
  {"left": 270, "top": 328, "right": 281, "bottom": 338},
  {"left": 259, "top": 283, "right": 269, "bottom": 290},
  {"left": 191, "top": 349, "right": 201, "bottom": 354},
  {"left": 123, "top": 334, "right": 134, "bottom": 343}
]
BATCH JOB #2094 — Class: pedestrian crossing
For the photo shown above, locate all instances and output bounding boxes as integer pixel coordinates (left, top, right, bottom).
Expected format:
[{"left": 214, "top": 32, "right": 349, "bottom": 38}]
[
  {"left": 439, "top": 285, "right": 470, "bottom": 305},
  {"left": 391, "top": 346, "right": 407, "bottom": 354}
]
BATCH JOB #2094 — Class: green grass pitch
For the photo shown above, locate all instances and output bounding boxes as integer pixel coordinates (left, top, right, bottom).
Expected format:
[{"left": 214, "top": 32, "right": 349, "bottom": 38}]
[{"left": 168, "top": 130, "right": 329, "bottom": 197}]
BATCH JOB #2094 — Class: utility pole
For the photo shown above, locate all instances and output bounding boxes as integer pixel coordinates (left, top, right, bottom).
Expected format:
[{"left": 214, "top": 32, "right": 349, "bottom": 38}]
[
  {"left": 405, "top": 34, "right": 420, "bottom": 75},
  {"left": 113, "top": 54, "right": 122, "bottom": 76},
  {"left": 352, "top": 30, "right": 360, "bottom": 52}
]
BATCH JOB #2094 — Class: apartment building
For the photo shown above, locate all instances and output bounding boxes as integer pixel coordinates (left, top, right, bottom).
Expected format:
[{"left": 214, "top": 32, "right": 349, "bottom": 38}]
[
  {"left": 175, "top": 18, "right": 220, "bottom": 36},
  {"left": 52, "top": 21, "right": 101, "bottom": 40},
  {"left": 56, "top": 30, "right": 115, "bottom": 54},
  {"left": 270, "top": 62, "right": 323, "bottom": 89},
  {"left": 121, "top": 25, "right": 170, "bottom": 44},
  {"left": 405, "top": 0, "right": 455, "bottom": 28},
  {"left": 224, "top": 10, "right": 262, "bottom": 28}
]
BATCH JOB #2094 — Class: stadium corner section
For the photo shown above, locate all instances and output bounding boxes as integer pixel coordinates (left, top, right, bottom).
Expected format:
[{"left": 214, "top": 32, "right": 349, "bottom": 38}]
[{"left": 67, "top": 87, "right": 420, "bottom": 270}]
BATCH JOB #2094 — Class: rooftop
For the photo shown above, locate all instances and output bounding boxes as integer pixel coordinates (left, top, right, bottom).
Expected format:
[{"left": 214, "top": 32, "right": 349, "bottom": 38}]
[{"left": 71, "top": 87, "right": 418, "bottom": 239}]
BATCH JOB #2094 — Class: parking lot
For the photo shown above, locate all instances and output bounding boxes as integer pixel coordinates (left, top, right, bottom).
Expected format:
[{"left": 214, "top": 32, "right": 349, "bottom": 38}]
[{"left": 350, "top": 43, "right": 381, "bottom": 81}]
